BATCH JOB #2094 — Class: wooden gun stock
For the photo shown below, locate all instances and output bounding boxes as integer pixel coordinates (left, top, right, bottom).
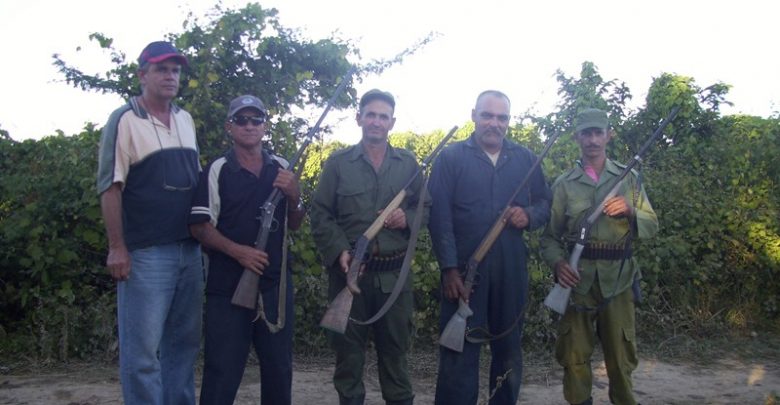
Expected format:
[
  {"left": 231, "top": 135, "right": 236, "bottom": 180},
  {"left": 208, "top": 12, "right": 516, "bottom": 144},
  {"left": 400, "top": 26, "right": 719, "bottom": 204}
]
[
  {"left": 231, "top": 270, "right": 261, "bottom": 310},
  {"left": 544, "top": 106, "right": 680, "bottom": 315},
  {"left": 320, "top": 126, "right": 458, "bottom": 334},
  {"left": 438, "top": 131, "right": 562, "bottom": 352},
  {"left": 229, "top": 67, "right": 356, "bottom": 311},
  {"left": 438, "top": 206, "right": 511, "bottom": 352},
  {"left": 319, "top": 190, "right": 407, "bottom": 333},
  {"left": 231, "top": 201, "right": 277, "bottom": 310}
]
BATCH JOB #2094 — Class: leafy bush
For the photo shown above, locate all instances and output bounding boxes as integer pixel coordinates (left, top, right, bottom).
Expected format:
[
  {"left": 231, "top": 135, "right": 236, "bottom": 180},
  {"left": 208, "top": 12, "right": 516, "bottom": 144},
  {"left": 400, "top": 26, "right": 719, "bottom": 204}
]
[
  {"left": 3, "top": 15, "right": 779, "bottom": 360},
  {"left": 0, "top": 128, "right": 114, "bottom": 361}
]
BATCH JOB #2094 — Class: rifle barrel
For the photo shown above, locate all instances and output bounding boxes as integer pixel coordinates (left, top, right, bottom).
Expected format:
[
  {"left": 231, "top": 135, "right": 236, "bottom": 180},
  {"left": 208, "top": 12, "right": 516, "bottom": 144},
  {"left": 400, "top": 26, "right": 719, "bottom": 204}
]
[
  {"left": 320, "top": 125, "right": 459, "bottom": 333},
  {"left": 231, "top": 67, "right": 356, "bottom": 310},
  {"left": 544, "top": 106, "right": 681, "bottom": 315}
]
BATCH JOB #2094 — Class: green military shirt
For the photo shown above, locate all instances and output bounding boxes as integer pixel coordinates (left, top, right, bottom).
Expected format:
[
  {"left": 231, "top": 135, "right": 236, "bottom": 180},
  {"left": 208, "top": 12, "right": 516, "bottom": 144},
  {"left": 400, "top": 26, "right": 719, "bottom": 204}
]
[
  {"left": 310, "top": 142, "right": 430, "bottom": 268},
  {"left": 540, "top": 159, "right": 659, "bottom": 296}
]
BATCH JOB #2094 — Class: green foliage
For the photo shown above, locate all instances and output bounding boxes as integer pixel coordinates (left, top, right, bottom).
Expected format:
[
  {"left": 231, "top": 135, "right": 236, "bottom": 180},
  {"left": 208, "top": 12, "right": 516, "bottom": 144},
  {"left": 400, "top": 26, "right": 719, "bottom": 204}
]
[
  {"left": 52, "top": 3, "right": 436, "bottom": 166},
  {"left": 289, "top": 218, "right": 329, "bottom": 351},
  {"left": 0, "top": 128, "right": 114, "bottom": 361},
  {"left": 410, "top": 230, "right": 441, "bottom": 344},
  {"left": 641, "top": 112, "right": 780, "bottom": 335},
  {"left": 53, "top": 3, "right": 357, "bottom": 163},
  {"left": 4, "top": 2, "right": 436, "bottom": 358},
  {"left": 4, "top": 39, "right": 780, "bottom": 360}
]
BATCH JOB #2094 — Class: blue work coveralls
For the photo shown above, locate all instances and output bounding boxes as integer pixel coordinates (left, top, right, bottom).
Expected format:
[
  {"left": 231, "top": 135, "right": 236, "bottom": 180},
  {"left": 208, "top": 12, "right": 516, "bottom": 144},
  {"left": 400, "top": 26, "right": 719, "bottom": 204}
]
[{"left": 428, "top": 134, "right": 551, "bottom": 405}]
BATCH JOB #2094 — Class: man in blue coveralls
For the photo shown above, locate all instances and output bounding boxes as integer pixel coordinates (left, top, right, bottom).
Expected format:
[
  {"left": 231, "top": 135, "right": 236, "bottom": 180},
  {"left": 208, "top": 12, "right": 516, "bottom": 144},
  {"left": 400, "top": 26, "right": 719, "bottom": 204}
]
[{"left": 428, "top": 90, "right": 551, "bottom": 405}]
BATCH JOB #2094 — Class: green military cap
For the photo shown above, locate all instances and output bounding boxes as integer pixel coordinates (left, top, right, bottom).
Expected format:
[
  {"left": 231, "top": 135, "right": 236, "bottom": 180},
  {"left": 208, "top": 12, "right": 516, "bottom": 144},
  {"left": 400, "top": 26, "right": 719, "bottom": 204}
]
[
  {"left": 575, "top": 108, "right": 609, "bottom": 132},
  {"left": 359, "top": 88, "right": 395, "bottom": 109}
]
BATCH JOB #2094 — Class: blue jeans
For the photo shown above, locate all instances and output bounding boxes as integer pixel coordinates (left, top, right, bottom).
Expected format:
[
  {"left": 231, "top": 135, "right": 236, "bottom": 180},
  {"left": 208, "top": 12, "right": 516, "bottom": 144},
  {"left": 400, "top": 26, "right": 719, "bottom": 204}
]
[{"left": 118, "top": 239, "right": 203, "bottom": 405}]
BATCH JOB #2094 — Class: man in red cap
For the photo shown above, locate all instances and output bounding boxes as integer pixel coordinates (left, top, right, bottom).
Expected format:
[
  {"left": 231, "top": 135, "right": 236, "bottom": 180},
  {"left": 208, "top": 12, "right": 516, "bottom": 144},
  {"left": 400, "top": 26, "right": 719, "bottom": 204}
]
[{"left": 97, "top": 40, "right": 202, "bottom": 405}]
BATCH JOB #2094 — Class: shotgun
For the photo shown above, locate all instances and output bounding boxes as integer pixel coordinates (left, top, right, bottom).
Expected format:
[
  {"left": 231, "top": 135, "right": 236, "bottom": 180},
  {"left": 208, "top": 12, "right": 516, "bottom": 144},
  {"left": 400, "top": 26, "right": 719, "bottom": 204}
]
[
  {"left": 543, "top": 106, "right": 681, "bottom": 315},
  {"left": 438, "top": 131, "right": 561, "bottom": 352},
  {"left": 231, "top": 67, "right": 356, "bottom": 310},
  {"left": 320, "top": 125, "right": 459, "bottom": 333}
]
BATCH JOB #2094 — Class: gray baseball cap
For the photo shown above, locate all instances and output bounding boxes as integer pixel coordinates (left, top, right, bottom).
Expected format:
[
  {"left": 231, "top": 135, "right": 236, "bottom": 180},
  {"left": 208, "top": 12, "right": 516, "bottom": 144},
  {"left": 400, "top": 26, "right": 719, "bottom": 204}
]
[{"left": 227, "top": 95, "right": 267, "bottom": 118}]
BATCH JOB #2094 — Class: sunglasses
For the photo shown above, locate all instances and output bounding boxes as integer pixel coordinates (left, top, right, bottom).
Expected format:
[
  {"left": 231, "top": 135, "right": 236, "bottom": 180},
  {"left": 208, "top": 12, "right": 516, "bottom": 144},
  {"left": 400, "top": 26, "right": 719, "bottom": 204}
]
[{"left": 231, "top": 115, "right": 266, "bottom": 127}]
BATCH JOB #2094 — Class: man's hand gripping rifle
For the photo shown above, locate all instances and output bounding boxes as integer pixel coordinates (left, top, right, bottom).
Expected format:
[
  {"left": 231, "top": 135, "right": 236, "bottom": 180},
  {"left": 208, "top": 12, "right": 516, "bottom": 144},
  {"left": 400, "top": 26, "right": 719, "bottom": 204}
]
[
  {"left": 231, "top": 68, "right": 356, "bottom": 311},
  {"left": 438, "top": 131, "right": 561, "bottom": 353},
  {"left": 543, "top": 106, "right": 680, "bottom": 315},
  {"left": 319, "top": 126, "right": 459, "bottom": 334}
]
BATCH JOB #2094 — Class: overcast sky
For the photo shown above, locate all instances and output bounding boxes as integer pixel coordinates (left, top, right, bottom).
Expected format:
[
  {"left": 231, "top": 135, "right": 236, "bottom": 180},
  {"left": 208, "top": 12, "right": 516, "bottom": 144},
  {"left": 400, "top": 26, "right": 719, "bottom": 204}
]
[{"left": 1, "top": 0, "right": 777, "bottom": 144}]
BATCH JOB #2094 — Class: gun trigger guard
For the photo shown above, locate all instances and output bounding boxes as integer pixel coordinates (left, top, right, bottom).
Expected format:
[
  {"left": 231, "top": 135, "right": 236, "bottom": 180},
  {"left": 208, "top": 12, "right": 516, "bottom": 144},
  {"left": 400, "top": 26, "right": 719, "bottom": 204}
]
[{"left": 349, "top": 248, "right": 370, "bottom": 263}]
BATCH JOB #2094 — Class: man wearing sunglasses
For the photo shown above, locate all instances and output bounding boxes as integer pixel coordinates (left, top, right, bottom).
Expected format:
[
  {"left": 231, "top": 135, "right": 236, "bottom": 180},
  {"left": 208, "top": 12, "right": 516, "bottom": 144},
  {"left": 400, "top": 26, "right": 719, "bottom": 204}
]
[
  {"left": 96, "top": 41, "right": 202, "bottom": 404},
  {"left": 189, "top": 95, "right": 305, "bottom": 405}
]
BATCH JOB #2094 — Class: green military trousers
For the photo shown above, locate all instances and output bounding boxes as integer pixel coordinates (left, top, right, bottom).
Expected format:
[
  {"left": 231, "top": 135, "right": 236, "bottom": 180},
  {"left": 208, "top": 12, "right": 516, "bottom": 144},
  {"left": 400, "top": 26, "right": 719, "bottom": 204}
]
[
  {"left": 555, "top": 281, "right": 638, "bottom": 405},
  {"left": 327, "top": 266, "right": 415, "bottom": 403}
]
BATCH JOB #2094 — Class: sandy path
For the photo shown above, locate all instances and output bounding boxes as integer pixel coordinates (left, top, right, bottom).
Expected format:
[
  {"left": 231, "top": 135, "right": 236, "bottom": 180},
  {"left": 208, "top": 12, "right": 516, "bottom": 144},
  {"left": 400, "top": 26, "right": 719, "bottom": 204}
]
[{"left": 0, "top": 356, "right": 778, "bottom": 404}]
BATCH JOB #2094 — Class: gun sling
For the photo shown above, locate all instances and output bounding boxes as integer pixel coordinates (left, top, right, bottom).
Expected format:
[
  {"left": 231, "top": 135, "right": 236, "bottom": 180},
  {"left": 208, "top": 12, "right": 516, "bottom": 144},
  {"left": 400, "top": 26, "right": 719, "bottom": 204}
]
[
  {"left": 254, "top": 207, "right": 289, "bottom": 332},
  {"left": 543, "top": 106, "right": 680, "bottom": 315},
  {"left": 320, "top": 126, "right": 458, "bottom": 333},
  {"left": 439, "top": 131, "right": 562, "bottom": 351},
  {"left": 350, "top": 174, "right": 429, "bottom": 326},
  {"left": 231, "top": 67, "right": 356, "bottom": 312}
]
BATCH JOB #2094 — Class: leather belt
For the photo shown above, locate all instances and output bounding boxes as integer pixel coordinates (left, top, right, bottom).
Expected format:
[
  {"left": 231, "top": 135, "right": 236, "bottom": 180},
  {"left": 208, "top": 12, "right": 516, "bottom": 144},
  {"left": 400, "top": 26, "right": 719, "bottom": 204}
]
[{"left": 570, "top": 242, "right": 631, "bottom": 261}]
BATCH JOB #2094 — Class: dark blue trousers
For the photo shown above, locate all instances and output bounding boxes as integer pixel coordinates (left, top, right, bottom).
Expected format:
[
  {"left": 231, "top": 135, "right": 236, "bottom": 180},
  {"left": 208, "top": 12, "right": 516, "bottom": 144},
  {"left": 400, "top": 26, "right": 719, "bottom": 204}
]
[
  {"left": 199, "top": 271, "right": 294, "bottom": 405},
  {"left": 435, "top": 254, "right": 526, "bottom": 405}
]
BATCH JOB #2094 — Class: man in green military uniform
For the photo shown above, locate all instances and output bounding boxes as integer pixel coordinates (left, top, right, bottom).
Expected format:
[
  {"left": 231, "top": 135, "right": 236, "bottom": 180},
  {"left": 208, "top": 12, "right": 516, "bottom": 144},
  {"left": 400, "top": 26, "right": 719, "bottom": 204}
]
[
  {"left": 541, "top": 108, "right": 659, "bottom": 405},
  {"left": 310, "top": 89, "right": 429, "bottom": 405}
]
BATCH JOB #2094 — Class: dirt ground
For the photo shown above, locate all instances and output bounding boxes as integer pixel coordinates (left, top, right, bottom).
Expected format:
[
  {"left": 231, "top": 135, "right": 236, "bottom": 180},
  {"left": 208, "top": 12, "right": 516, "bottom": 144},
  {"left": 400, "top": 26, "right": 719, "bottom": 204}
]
[{"left": 1, "top": 348, "right": 779, "bottom": 405}]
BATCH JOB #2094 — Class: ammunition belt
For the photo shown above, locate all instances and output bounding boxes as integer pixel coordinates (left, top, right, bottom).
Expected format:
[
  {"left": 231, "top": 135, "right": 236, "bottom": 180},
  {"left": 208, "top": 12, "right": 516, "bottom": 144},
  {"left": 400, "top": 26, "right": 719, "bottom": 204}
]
[
  {"left": 570, "top": 242, "right": 631, "bottom": 261},
  {"left": 365, "top": 250, "right": 406, "bottom": 272}
]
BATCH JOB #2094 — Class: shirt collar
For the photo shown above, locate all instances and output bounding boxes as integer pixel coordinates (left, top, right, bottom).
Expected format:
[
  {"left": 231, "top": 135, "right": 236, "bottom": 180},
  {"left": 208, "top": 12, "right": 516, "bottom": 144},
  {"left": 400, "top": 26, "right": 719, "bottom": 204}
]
[
  {"left": 603, "top": 159, "right": 623, "bottom": 177},
  {"left": 347, "top": 141, "right": 403, "bottom": 162},
  {"left": 129, "top": 96, "right": 181, "bottom": 119},
  {"left": 225, "top": 147, "right": 275, "bottom": 173},
  {"left": 567, "top": 158, "right": 621, "bottom": 181},
  {"left": 464, "top": 132, "right": 520, "bottom": 152}
]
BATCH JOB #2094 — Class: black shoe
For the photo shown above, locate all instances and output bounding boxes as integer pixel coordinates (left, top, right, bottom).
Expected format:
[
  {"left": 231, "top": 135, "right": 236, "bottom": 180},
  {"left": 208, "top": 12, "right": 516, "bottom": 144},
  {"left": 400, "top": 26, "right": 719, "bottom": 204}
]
[
  {"left": 572, "top": 397, "right": 593, "bottom": 405},
  {"left": 386, "top": 398, "right": 414, "bottom": 405},
  {"left": 339, "top": 393, "right": 365, "bottom": 405}
]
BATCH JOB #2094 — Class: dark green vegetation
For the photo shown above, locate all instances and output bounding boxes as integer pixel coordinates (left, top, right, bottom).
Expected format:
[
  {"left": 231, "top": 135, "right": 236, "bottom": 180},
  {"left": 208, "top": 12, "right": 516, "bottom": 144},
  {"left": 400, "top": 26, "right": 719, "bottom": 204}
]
[{"left": 1, "top": 3, "right": 778, "bottom": 362}]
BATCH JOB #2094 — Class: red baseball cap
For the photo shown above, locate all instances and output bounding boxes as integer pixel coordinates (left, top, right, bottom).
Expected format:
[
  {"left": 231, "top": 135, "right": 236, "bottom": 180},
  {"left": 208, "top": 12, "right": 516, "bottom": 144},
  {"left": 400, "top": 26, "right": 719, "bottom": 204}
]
[{"left": 138, "top": 41, "right": 188, "bottom": 68}]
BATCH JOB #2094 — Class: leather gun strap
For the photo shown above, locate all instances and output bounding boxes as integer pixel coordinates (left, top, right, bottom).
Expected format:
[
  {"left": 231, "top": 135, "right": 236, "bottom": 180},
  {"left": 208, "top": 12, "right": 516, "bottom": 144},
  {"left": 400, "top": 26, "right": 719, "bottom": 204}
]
[
  {"left": 350, "top": 174, "right": 429, "bottom": 326},
  {"left": 465, "top": 311, "right": 523, "bottom": 344},
  {"left": 254, "top": 206, "right": 288, "bottom": 333}
]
